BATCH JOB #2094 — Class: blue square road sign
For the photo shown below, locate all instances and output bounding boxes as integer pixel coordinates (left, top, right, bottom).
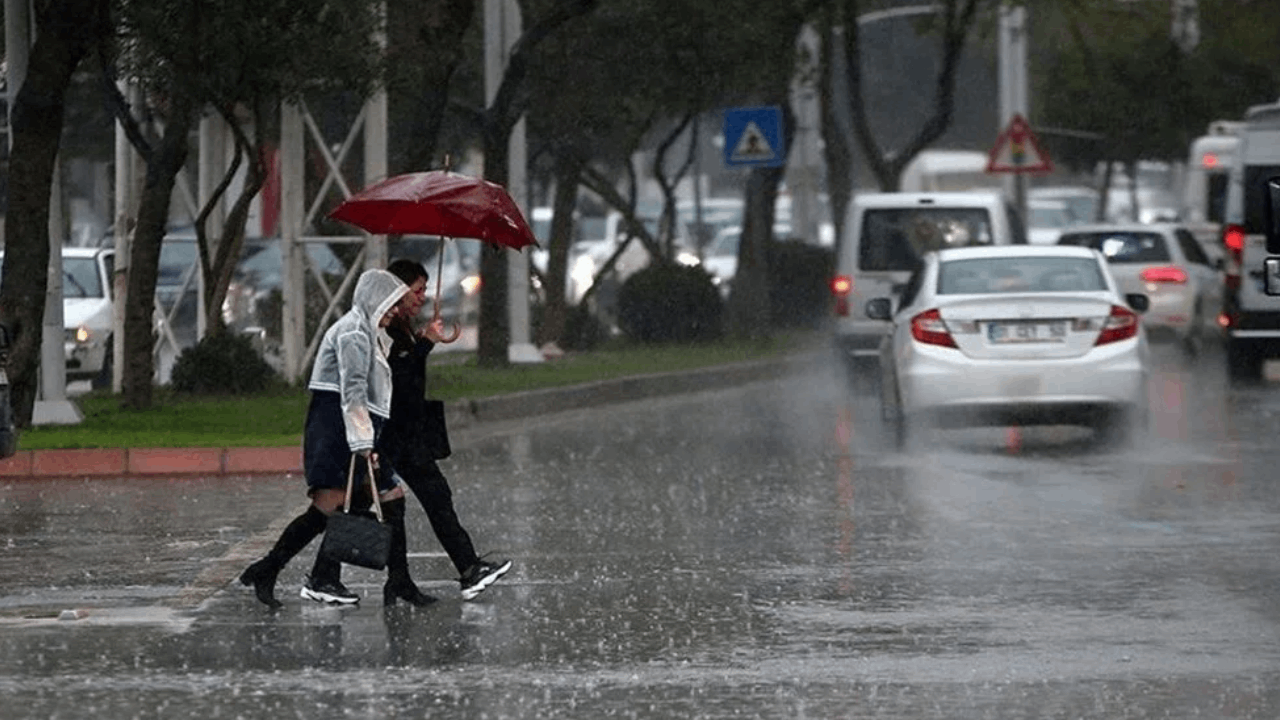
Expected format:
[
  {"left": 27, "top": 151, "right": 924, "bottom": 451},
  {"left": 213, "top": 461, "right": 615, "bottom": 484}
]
[{"left": 723, "top": 106, "right": 785, "bottom": 168}]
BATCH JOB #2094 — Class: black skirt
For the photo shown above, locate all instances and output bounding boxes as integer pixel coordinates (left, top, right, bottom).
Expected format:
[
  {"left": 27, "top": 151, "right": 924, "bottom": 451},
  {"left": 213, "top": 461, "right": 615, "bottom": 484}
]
[{"left": 302, "top": 390, "right": 393, "bottom": 493}]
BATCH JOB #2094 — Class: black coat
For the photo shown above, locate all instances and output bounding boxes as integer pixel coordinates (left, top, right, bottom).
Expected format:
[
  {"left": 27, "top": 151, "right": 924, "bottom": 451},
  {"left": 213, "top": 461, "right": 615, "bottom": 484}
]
[{"left": 380, "top": 324, "right": 436, "bottom": 466}]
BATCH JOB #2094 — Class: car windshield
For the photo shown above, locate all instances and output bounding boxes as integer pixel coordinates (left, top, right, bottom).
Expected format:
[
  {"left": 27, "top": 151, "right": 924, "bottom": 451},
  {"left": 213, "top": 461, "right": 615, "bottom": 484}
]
[
  {"left": 1058, "top": 232, "right": 1170, "bottom": 263},
  {"left": 62, "top": 257, "right": 104, "bottom": 298},
  {"left": 859, "top": 207, "right": 995, "bottom": 272},
  {"left": 937, "top": 256, "right": 1108, "bottom": 294},
  {"left": 0, "top": 254, "right": 105, "bottom": 299}
]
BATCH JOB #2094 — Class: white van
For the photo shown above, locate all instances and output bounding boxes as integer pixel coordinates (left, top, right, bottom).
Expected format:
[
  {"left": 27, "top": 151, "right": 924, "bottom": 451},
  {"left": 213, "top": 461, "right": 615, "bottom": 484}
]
[
  {"left": 1183, "top": 120, "right": 1242, "bottom": 261},
  {"left": 831, "top": 191, "right": 1028, "bottom": 365},
  {"left": 1221, "top": 99, "right": 1280, "bottom": 380},
  {"left": 898, "top": 149, "right": 1005, "bottom": 193}
]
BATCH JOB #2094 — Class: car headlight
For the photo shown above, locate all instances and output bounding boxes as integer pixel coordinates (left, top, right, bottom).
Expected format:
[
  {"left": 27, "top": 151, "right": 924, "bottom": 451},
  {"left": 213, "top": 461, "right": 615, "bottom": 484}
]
[
  {"left": 676, "top": 250, "right": 701, "bottom": 267},
  {"left": 66, "top": 326, "right": 91, "bottom": 344}
]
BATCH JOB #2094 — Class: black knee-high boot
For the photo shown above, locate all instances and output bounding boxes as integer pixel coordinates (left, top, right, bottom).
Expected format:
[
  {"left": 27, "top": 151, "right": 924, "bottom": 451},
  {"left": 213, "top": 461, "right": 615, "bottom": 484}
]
[
  {"left": 382, "top": 497, "right": 437, "bottom": 607},
  {"left": 240, "top": 505, "right": 327, "bottom": 609}
]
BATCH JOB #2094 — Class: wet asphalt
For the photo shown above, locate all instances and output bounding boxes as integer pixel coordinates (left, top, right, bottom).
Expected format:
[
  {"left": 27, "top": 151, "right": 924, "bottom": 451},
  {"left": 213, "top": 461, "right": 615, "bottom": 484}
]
[{"left": 1, "top": 344, "right": 1279, "bottom": 718}]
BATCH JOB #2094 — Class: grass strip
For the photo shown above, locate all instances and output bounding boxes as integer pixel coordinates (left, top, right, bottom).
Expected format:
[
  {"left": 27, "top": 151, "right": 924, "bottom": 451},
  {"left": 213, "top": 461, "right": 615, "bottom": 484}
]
[{"left": 20, "top": 334, "right": 816, "bottom": 450}]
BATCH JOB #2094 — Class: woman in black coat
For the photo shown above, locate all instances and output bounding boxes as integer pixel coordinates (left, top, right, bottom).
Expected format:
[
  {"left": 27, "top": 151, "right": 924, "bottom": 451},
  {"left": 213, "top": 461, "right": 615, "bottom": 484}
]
[{"left": 383, "top": 258, "right": 511, "bottom": 601}]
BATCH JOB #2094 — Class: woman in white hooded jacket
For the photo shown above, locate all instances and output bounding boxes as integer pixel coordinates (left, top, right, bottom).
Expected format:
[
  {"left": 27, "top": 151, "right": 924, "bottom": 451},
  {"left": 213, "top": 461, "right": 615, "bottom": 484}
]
[{"left": 240, "top": 269, "right": 409, "bottom": 608}]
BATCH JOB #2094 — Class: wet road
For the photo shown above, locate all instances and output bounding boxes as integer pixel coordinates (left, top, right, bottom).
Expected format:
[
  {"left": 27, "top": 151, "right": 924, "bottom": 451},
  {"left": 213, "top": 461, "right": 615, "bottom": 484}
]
[{"left": 2, "top": 344, "right": 1280, "bottom": 718}]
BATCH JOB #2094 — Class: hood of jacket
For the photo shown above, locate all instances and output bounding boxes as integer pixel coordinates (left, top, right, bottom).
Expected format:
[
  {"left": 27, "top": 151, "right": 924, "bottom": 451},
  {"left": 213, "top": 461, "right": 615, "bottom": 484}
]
[{"left": 354, "top": 268, "right": 409, "bottom": 329}]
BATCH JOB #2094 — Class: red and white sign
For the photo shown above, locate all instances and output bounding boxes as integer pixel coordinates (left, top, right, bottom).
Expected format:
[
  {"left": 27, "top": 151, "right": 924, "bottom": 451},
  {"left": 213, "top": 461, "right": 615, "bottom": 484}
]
[{"left": 987, "top": 114, "right": 1053, "bottom": 174}]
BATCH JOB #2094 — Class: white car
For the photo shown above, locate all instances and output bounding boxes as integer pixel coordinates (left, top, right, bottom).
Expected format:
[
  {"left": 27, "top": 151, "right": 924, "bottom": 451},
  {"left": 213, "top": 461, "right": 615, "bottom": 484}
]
[
  {"left": 865, "top": 245, "right": 1150, "bottom": 448},
  {"left": 702, "top": 222, "right": 791, "bottom": 298},
  {"left": 1057, "top": 223, "right": 1224, "bottom": 352},
  {"left": 0, "top": 247, "right": 116, "bottom": 388}
]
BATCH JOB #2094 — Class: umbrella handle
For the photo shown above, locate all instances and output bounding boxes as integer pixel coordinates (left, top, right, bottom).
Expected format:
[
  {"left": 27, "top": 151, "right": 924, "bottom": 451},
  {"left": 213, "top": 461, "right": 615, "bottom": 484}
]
[{"left": 429, "top": 305, "right": 462, "bottom": 344}]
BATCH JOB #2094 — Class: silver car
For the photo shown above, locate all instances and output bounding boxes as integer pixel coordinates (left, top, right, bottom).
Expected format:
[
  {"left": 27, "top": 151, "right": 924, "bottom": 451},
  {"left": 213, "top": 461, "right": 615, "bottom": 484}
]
[
  {"left": 865, "top": 245, "right": 1151, "bottom": 448},
  {"left": 1057, "top": 223, "right": 1224, "bottom": 352}
]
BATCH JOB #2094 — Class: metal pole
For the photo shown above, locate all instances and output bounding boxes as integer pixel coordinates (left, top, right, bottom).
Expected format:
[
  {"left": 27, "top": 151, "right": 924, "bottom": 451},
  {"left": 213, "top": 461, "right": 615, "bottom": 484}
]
[
  {"left": 364, "top": 2, "right": 389, "bottom": 271},
  {"left": 280, "top": 101, "right": 305, "bottom": 382},
  {"left": 999, "top": 4, "right": 1029, "bottom": 222},
  {"left": 112, "top": 81, "right": 139, "bottom": 392},
  {"left": 486, "top": 0, "right": 540, "bottom": 363}
]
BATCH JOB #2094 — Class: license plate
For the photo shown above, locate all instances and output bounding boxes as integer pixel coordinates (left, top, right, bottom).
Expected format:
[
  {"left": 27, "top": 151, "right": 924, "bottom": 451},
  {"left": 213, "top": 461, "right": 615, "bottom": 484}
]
[{"left": 987, "top": 320, "right": 1067, "bottom": 344}]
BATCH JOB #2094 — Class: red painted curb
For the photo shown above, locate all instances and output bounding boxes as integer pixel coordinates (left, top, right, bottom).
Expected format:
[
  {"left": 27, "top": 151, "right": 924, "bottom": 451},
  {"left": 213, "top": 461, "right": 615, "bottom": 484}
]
[
  {"left": 224, "top": 447, "right": 302, "bottom": 475},
  {"left": 32, "top": 448, "right": 128, "bottom": 477},
  {"left": 0, "top": 447, "right": 302, "bottom": 480},
  {"left": 128, "top": 447, "right": 225, "bottom": 476}
]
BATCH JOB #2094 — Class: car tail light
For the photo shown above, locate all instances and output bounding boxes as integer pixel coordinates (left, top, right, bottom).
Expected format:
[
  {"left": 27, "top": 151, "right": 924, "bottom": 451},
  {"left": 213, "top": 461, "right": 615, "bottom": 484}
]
[
  {"left": 1094, "top": 304, "right": 1140, "bottom": 346},
  {"left": 910, "top": 308, "right": 957, "bottom": 348},
  {"left": 1223, "top": 223, "right": 1245, "bottom": 261},
  {"left": 831, "top": 275, "right": 852, "bottom": 316},
  {"left": 1140, "top": 266, "right": 1188, "bottom": 284}
]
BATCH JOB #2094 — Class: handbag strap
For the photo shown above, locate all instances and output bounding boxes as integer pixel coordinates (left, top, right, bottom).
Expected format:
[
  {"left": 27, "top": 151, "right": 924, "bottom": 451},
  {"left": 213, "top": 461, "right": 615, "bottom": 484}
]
[{"left": 342, "top": 454, "right": 385, "bottom": 522}]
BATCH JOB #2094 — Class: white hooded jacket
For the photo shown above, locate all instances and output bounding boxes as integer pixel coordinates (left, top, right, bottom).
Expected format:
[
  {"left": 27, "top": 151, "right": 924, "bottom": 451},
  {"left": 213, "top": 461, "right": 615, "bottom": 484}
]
[{"left": 308, "top": 269, "right": 408, "bottom": 452}]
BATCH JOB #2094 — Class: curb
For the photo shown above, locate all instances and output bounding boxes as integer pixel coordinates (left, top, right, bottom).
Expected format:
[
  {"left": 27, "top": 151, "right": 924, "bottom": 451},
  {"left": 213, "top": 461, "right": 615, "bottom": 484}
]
[{"left": 0, "top": 356, "right": 794, "bottom": 480}]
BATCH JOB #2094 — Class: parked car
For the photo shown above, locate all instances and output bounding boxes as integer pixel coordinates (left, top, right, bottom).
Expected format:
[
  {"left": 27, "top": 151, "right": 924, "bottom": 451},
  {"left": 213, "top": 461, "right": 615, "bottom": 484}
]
[
  {"left": 702, "top": 222, "right": 791, "bottom": 299},
  {"left": 831, "top": 191, "right": 1029, "bottom": 368},
  {"left": 0, "top": 247, "right": 115, "bottom": 388},
  {"left": 865, "top": 244, "right": 1150, "bottom": 448},
  {"left": 1057, "top": 223, "right": 1224, "bottom": 352}
]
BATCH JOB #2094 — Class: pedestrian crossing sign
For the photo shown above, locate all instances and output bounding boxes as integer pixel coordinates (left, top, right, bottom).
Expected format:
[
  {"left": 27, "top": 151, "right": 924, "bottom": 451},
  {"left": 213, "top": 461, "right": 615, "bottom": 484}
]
[{"left": 724, "top": 106, "right": 785, "bottom": 168}]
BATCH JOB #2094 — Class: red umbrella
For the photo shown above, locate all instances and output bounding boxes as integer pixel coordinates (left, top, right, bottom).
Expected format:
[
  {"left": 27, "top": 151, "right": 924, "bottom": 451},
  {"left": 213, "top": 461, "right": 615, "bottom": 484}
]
[
  {"left": 328, "top": 170, "right": 537, "bottom": 249},
  {"left": 329, "top": 170, "right": 537, "bottom": 342}
]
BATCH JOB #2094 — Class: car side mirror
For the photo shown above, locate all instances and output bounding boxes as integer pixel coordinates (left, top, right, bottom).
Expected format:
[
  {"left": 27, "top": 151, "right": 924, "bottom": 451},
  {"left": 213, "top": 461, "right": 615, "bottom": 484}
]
[
  {"left": 1125, "top": 293, "right": 1150, "bottom": 314},
  {"left": 865, "top": 297, "right": 894, "bottom": 321}
]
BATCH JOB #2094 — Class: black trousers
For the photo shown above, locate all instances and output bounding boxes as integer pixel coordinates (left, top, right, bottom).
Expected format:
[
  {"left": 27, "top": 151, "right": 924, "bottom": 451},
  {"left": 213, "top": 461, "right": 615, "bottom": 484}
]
[{"left": 390, "top": 451, "right": 480, "bottom": 576}]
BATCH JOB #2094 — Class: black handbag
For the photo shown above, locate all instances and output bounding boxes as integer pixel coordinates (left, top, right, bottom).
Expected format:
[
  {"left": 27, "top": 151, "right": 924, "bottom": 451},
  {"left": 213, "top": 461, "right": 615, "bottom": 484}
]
[
  {"left": 423, "top": 399, "right": 451, "bottom": 460},
  {"left": 318, "top": 455, "right": 392, "bottom": 570}
]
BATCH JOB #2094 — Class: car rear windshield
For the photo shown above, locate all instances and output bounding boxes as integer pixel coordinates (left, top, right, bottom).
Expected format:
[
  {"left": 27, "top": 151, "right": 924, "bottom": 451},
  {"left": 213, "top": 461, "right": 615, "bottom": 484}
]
[
  {"left": 938, "top": 256, "right": 1108, "bottom": 294},
  {"left": 1057, "top": 231, "right": 1170, "bottom": 263},
  {"left": 858, "top": 207, "right": 994, "bottom": 271}
]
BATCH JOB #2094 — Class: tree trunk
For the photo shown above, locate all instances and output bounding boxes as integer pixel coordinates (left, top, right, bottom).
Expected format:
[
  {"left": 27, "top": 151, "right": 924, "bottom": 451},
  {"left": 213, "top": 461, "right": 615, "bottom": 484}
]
[
  {"left": 0, "top": 0, "right": 106, "bottom": 427},
  {"left": 539, "top": 152, "right": 582, "bottom": 347},
  {"left": 388, "top": 0, "right": 477, "bottom": 173},
  {"left": 727, "top": 101, "right": 794, "bottom": 341},
  {"left": 120, "top": 100, "right": 197, "bottom": 409},
  {"left": 477, "top": 119, "right": 512, "bottom": 368},
  {"left": 818, "top": 7, "right": 854, "bottom": 248}
]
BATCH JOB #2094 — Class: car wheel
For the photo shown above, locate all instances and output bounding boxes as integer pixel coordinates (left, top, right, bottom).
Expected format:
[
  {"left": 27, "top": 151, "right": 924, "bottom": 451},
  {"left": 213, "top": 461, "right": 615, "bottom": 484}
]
[
  {"left": 881, "top": 380, "right": 908, "bottom": 450},
  {"left": 1226, "top": 339, "right": 1264, "bottom": 382}
]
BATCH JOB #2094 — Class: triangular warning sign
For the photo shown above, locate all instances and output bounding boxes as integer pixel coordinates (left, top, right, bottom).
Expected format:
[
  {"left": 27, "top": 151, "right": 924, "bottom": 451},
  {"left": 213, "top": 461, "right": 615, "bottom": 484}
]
[
  {"left": 987, "top": 114, "right": 1053, "bottom": 173},
  {"left": 730, "top": 122, "right": 777, "bottom": 163}
]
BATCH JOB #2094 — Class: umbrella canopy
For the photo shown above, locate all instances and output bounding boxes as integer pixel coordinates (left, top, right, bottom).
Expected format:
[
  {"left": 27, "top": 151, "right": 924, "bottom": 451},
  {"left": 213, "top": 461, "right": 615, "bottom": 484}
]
[{"left": 329, "top": 171, "right": 537, "bottom": 250}]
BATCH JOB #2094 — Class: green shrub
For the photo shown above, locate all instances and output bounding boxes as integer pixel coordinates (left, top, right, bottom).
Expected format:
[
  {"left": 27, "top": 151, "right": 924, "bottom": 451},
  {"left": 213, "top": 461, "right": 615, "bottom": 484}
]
[
  {"left": 769, "top": 240, "right": 834, "bottom": 329},
  {"left": 616, "top": 263, "right": 723, "bottom": 343},
  {"left": 170, "top": 331, "right": 281, "bottom": 395}
]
